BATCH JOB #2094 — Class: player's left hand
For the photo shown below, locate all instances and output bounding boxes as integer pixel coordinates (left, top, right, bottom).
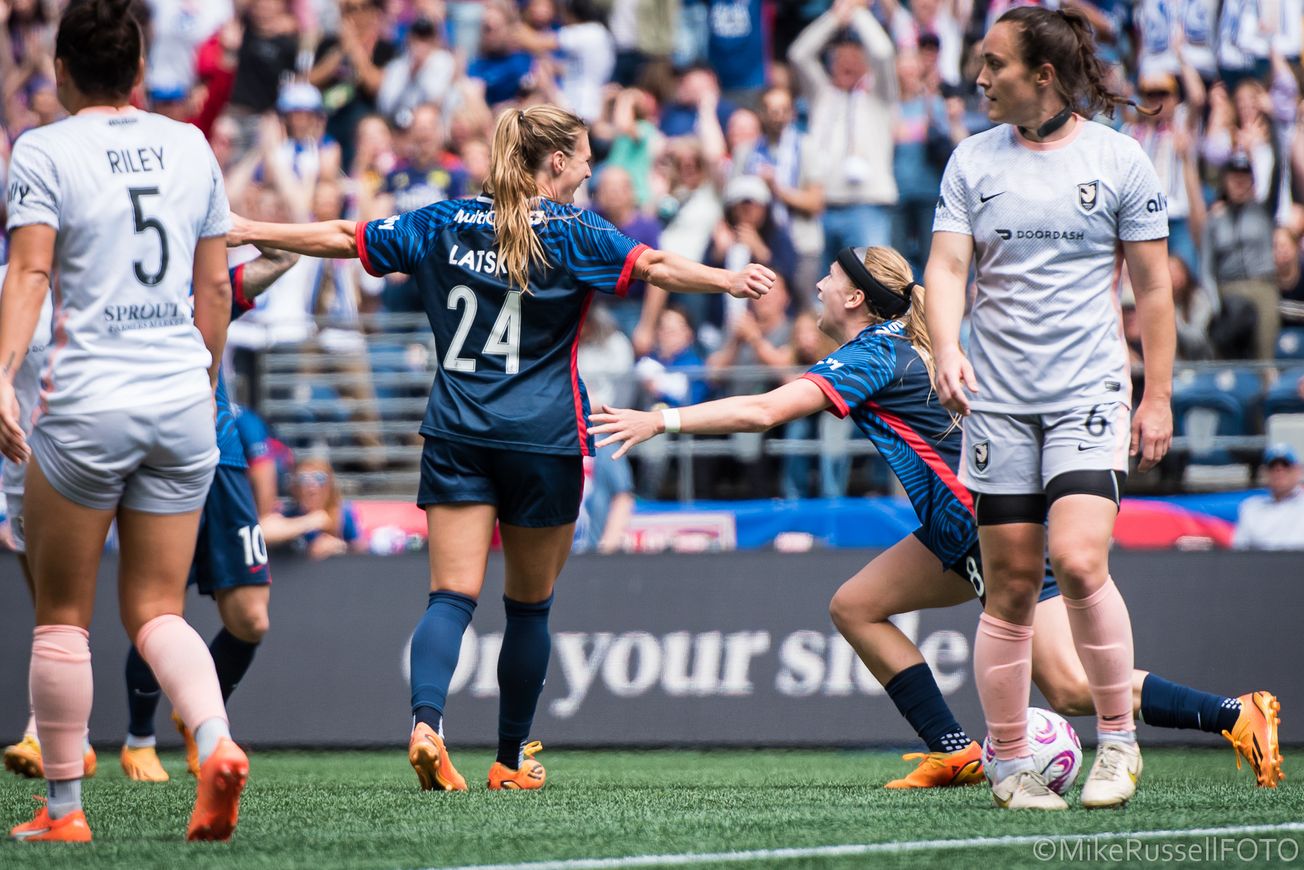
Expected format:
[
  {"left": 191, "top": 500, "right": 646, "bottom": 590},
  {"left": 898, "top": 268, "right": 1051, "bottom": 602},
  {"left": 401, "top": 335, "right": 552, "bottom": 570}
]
[
  {"left": 728, "top": 264, "right": 776, "bottom": 300},
  {"left": 227, "top": 213, "right": 254, "bottom": 248},
  {"left": 1131, "top": 394, "right": 1172, "bottom": 472},
  {"left": 0, "top": 379, "right": 29, "bottom": 464},
  {"left": 590, "top": 405, "right": 661, "bottom": 460}
]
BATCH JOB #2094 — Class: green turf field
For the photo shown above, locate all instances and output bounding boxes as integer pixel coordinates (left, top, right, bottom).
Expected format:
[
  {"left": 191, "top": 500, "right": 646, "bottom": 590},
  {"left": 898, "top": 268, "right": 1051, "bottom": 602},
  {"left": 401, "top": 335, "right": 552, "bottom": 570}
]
[{"left": 0, "top": 747, "right": 1299, "bottom": 869}]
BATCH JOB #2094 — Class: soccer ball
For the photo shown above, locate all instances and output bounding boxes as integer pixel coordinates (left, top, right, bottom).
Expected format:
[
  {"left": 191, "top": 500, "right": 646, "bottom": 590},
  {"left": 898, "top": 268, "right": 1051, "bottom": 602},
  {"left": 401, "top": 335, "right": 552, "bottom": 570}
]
[{"left": 982, "top": 707, "right": 1083, "bottom": 795}]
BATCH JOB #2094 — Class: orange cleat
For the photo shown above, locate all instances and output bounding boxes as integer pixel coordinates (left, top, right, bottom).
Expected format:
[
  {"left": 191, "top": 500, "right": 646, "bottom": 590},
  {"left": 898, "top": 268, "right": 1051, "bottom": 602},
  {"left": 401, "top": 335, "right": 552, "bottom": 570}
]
[
  {"left": 3, "top": 736, "right": 42, "bottom": 779},
  {"left": 186, "top": 738, "right": 248, "bottom": 842},
  {"left": 1223, "top": 691, "right": 1284, "bottom": 788},
  {"left": 487, "top": 741, "right": 547, "bottom": 791},
  {"left": 83, "top": 746, "right": 97, "bottom": 778},
  {"left": 407, "top": 723, "right": 467, "bottom": 792},
  {"left": 173, "top": 713, "right": 200, "bottom": 777},
  {"left": 884, "top": 741, "right": 986, "bottom": 789},
  {"left": 10, "top": 802, "right": 92, "bottom": 843},
  {"left": 120, "top": 744, "right": 170, "bottom": 782}
]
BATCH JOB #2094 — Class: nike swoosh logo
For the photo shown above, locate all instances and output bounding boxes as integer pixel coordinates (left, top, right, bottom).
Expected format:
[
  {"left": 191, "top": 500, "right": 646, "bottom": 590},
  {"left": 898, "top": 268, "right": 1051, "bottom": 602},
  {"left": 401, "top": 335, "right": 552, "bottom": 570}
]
[
  {"left": 979, "top": 192, "right": 1005, "bottom": 203},
  {"left": 1076, "top": 444, "right": 1094, "bottom": 451}
]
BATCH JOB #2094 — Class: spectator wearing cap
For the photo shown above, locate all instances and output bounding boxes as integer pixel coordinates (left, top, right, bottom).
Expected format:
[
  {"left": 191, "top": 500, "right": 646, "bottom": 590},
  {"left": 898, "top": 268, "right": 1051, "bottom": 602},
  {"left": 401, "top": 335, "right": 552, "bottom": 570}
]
[
  {"left": 788, "top": 0, "right": 898, "bottom": 266},
  {"left": 699, "top": 174, "right": 796, "bottom": 348},
  {"left": 377, "top": 15, "right": 456, "bottom": 125},
  {"left": 1203, "top": 151, "right": 1279, "bottom": 359},
  {"left": 310, "top": 0, "right": 400, "bottom": 168},
  {"left": 1124, "top": 67, "right": 1207, "bottom": 281},
  {"left": 1233, "top": 444, "right": 1304, "bottom": 550}
]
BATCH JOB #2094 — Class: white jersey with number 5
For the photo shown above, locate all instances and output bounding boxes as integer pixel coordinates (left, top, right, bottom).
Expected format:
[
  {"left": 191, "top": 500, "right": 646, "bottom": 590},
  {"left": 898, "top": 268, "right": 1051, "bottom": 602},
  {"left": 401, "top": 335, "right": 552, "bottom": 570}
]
[
  {"left": 932, "top": 119, "right": 1168, "bottom": 414},
  {"left": 4, "top": 107, "right": 230, "bottom": 416}
]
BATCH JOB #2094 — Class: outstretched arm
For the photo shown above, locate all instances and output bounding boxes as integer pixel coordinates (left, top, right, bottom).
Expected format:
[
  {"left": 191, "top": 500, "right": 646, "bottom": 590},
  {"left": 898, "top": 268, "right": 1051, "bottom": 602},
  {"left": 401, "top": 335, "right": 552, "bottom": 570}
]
[
  {"left": 240, "top": 244, "right": 302, "bottom": 301},
  {"left": 228, "top": 214, "right": 359, "bottom": 259},
  {"left": 632, "top": 247, "right": 776, "bottom": 299},
  {"left": 590, "top": 379, "right": 830, "bottom": 459}
]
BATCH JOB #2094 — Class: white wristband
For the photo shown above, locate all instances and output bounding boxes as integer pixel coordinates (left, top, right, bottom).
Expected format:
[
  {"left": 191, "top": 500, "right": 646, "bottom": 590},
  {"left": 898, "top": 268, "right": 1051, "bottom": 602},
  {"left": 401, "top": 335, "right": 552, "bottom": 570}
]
[{"left": 660, "top": 408, "right": 682, "bottom": 434}]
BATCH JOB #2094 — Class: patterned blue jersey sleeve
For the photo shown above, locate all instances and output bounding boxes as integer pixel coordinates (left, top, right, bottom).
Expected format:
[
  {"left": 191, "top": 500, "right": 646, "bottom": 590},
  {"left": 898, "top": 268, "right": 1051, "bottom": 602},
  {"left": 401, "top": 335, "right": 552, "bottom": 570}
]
[
  {"left": 235, "top": 407, "right": 272, "bottom": 466},
  {"left": 357, "top": 207, "right": 440, "bottom": 277},
  {"left": 229, "top": 264, "right": 256, "bottom": 320},
  {"left": 553, "top": 209, "right": 648, "bottom": 297},
  {"left": 800, "top": 336, "right": 897, "bottom": 418}
]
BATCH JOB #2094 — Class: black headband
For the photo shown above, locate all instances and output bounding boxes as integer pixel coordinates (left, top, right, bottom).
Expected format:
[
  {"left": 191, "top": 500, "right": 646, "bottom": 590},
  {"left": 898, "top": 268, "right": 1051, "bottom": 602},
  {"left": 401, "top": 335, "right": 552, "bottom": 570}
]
[{"left": 835, "top": 246, "right": 914, "bottom": 319}]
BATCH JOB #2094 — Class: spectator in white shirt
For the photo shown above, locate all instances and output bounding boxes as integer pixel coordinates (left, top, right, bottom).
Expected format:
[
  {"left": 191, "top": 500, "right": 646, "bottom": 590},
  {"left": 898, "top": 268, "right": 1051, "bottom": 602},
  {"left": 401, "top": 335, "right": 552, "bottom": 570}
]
[
  {"left": 1233, "top": 444, "right": 1304, "bottom": 550},
  {"left": 377, "top": 16, "right": 456, "bottom": 124}
]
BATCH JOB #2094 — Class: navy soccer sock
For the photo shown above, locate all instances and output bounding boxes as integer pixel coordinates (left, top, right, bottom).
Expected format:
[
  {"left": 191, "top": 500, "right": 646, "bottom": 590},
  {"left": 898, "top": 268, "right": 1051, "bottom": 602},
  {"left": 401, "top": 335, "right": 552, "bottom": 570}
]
[
  {"left": 1140, "top": 673, "right": 1241, "bottom": 734},
  {"left": 410, "top": 590, "right": 478, "bottom": 734},
  {"left": 496, "top": 594, "right": 553, "bottom": 768},
  {"left": 884, "top": 662, "right": 973, "bottom": 754},
  {"left": 125, "top": 645, "right": 163, "bottom": 739},
  {"left": 210, "top": 629, "right": 260, "bottom": 703}
]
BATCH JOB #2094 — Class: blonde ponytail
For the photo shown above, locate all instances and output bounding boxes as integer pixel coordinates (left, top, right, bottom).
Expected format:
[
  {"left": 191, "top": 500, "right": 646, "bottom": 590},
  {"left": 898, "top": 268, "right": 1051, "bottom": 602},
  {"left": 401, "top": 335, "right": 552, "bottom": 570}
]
[{"left": 486, "top": 105, "right": 588, "bottom": 292}]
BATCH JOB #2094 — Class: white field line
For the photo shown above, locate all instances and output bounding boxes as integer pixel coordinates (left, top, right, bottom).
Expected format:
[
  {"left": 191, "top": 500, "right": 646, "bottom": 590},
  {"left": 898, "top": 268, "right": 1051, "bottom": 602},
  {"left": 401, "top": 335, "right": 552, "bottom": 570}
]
[{"left": 432, "top": 821, "right": 1304, "bottom": 870}]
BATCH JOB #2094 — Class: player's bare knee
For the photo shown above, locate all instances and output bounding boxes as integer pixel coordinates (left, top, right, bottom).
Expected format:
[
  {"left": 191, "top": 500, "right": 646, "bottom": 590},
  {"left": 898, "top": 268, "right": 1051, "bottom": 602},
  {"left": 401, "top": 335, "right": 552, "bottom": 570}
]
[
  {"left": 828, "top": 583, "right": 886, "bottom": 632},
  {"left": 1048, "top": 551, "right": 1107, "bottom": 594},
  {"left": 226, "top": 608, "right": 269, "bottom": 643}
]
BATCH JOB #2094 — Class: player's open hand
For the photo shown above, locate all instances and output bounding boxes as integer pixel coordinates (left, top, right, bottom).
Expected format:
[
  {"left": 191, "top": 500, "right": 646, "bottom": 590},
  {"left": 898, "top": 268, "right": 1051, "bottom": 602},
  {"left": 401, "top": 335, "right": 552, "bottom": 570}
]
[
  {"left": 1131, "top": 393, "right": 1172, "bottom": 472},
  {"left": 933, "top": 345, "right": 977, "bottom": 416},
  {"left": 590, "top": 405, "right": 662, "bottom": 460},
  {"left": 728, "top": 264, "right": 776, "bottom": 300},
  {"left": 0, "top": 379, "right": 29, "bottom": 464}
]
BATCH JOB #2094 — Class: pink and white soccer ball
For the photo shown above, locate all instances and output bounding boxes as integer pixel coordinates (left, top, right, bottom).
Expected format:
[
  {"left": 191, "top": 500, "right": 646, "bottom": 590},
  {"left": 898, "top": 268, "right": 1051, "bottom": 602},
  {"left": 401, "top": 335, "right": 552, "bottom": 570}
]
[{"left": 982, "top": 707, "right": 1083, "bottom": 795}]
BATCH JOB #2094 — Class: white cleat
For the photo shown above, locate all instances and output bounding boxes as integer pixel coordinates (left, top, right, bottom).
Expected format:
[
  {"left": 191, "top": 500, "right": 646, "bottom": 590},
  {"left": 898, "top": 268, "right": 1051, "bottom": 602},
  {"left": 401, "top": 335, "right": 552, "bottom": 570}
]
[
  {"left": 1081, "top": 740, "right": 1142, "bottom": 808},
  {"left": 991, "top": 769, "right": 1069, "bottom": 810}
]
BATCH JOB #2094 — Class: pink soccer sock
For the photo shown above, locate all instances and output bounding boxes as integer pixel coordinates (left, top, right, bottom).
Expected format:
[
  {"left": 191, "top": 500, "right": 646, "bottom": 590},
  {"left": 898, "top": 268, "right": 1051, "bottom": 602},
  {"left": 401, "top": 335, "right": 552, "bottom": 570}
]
[
  {"left": 135, "top": 614, "right": 228, "bottom": 735},
  {"left": 975, "top": 612, "right": 1034, "bottom": 760},
  {"left": 30, "top": 626, "right": 93, "bottom": 781},
  {"left": 1063, "top": 576, "right": 1136, "bottom": 734}
]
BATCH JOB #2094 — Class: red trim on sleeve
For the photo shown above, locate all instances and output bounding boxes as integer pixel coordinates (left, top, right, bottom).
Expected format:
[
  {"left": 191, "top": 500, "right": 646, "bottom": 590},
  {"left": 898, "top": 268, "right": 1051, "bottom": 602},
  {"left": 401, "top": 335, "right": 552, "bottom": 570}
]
[
  {"left": 355, "top": 220, "right": 382, "bottom": 277},
  {"left": 800, "top": 373, "right": 850, "bottom": 418},
  {"left": 232, "top": 264, "right": 254, "bottom": 312},
  {"left": 571, "top": 290, "right": 597, "bottom": 456},
  {"left": 614, "top": 243, "right": 651, "bottom": 298},
  {"left": 868, "top": 401, "right": 974, "bottom": 513}
]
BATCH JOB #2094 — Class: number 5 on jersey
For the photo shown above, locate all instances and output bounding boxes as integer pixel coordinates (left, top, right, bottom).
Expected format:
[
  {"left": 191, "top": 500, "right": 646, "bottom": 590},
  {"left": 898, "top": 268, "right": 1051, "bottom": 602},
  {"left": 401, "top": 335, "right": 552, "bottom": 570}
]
[
  {"left": 128, "top": 186, "right": 169, "bottom": 286},
  {"left": 443, "top": 285, "right": 523, "bottom": 374}
]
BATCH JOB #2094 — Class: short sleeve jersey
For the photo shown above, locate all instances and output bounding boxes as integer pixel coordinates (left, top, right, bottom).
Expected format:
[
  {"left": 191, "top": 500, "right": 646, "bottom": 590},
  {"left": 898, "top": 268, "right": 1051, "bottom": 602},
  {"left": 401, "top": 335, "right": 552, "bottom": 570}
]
[
  {"left": 0, "top": 262, "right": 54, "bottom": 495},
  {"left": 357, "top": 196, "right": 648, "bottom": 455},
  {"left": 213, "top": 264, "right": 259, "bottom": 470},
  {"left": 933, "top": 120, "right": 1168, "bottom": 414},
  {"left": 802, "top": 321, "right": 976, "bottom": 568},
  {"left": 5, "top": 108, "right": 231, "bottom": 415}
]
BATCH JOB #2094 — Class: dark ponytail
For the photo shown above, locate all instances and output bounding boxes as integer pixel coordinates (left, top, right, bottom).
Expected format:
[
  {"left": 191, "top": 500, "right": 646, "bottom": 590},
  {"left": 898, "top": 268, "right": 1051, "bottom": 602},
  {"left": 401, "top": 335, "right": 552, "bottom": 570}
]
[
  {"left": 998, "top": 7, "right": 1138, "bottom": 120},
  {"left": 56, "top": 0, "right": 145, "bottom": 100}
]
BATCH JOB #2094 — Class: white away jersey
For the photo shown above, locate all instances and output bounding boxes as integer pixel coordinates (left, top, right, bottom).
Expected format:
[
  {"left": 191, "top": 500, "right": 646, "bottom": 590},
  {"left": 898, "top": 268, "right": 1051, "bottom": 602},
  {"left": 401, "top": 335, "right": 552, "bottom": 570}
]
[
  {"left": 0, "top": 262, "right": 53, "bottom": 494},
  {"left": 5, "top": 108, "right": 230, "bottom": 415},
  {"left": 933, "top": 119, "right": 1168, "bottom": 414}
]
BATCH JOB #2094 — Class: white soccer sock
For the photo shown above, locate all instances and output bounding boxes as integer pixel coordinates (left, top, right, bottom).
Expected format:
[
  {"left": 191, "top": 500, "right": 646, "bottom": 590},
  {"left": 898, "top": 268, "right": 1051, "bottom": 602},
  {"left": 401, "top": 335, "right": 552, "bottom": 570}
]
[
  {"left": 1096, "top": 729, "right": 1137, "bottom": 746},
  {"left": 989, "top": 755, "right": 1035, "bottom": 784},
  {"left": 46, "top": 778, "right": 82, "bottom": 820},
  {"left": 125, "top": 733, "right": 157, "bottom": 749}
]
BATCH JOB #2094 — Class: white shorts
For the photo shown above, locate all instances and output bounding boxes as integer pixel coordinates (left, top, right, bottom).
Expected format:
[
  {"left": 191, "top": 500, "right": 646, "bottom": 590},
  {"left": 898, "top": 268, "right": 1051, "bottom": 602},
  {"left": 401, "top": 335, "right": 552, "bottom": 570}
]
[
  {"left": 29, "top": 395, "right": 218, "bottom": 513},
  {"left": 960, "top": 402, "right": 1130, "bottom": 494}
]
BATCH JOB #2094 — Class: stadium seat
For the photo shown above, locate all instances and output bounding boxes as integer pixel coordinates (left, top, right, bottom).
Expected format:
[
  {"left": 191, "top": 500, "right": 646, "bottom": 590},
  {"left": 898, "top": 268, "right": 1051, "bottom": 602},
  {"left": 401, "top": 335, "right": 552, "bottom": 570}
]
[
  {"left": 1170, "top": 368, "right": 1263, "bottom": 464},
  {"left": 1276, "top": 327, "right": 1304, "bottom": 361},
  {"left": 1263, "top": 366, "right": 1304, "bottom": 419}
]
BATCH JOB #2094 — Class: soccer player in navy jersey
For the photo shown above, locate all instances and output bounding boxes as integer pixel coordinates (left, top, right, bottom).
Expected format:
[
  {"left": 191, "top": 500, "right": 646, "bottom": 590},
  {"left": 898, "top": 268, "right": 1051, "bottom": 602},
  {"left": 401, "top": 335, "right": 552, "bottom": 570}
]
[
  {"left": 120, "top": 248, "right": 298, "bottom": 783},
  {"left": 227, "top": 104, "right": 775, "bottom": 791},
  {"left": 592, "top": 245, "right": 1280, "bottom": 791}
]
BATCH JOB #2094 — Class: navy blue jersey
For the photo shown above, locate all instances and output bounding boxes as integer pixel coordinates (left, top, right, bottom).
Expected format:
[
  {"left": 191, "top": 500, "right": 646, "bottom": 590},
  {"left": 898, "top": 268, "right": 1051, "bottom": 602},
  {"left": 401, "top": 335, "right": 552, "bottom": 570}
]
[
  {"left": 214, "top": 264, "right": 257, "bottom": 469},
  {"left": 803, "top": 320, "right": 976, "bottom": 568},
  {"left": 358, "top": 196, "right": 648, "bottom": 455}
]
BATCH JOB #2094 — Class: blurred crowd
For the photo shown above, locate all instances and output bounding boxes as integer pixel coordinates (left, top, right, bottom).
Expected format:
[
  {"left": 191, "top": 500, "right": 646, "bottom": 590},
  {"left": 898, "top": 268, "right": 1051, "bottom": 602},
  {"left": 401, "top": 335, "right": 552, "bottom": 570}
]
[{"left": 5, "top": 0, "right": 1304, "bottom": 520}]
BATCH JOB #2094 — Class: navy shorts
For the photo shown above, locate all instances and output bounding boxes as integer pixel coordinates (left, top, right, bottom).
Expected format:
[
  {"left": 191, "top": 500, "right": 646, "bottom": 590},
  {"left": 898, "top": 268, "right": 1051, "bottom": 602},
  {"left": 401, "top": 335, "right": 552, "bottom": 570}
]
[
  {"left": 418, "top": 437, "right": 583, "bottom": 528},
  {"left": 937, "top": 538, "right": 1060, "bottom": 605},
  {"left": 189, "top": 465, "right": 271, "bottom": 597}
]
